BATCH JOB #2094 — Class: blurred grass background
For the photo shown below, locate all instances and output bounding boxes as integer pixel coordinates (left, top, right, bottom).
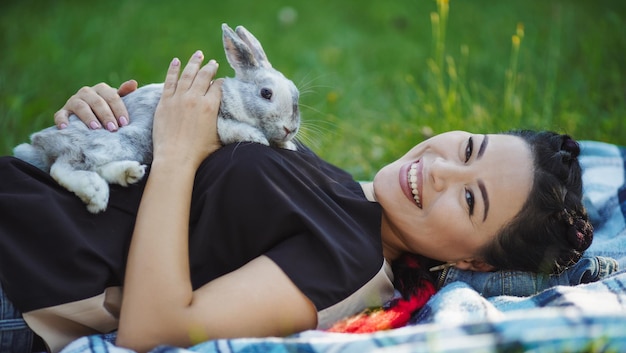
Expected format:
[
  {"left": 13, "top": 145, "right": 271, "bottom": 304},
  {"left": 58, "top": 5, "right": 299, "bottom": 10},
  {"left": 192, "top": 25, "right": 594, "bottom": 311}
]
[{"left": 1, "top": 0, "right": 624, "bottom": 180}]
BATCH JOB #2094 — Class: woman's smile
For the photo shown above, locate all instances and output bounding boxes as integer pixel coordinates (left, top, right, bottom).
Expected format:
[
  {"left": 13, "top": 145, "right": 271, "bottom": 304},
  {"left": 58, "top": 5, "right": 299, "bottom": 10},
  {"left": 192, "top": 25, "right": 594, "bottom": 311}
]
[{"left": 400, "top": 159, "right": 423, "bottom": 208}]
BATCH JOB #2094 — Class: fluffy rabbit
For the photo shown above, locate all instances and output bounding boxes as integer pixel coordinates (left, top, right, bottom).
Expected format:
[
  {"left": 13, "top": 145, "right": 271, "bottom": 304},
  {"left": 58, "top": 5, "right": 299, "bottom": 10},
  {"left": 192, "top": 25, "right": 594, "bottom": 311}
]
[{"left": 13, "top": 24, "right": 300, "bottom": 213}]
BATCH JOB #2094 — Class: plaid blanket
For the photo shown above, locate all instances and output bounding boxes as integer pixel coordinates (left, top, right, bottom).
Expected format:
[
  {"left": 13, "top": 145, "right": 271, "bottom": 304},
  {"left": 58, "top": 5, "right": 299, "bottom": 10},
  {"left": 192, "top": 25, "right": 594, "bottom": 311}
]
[{"left": 60, "top": 140, "right": 626, "bottom": 353}]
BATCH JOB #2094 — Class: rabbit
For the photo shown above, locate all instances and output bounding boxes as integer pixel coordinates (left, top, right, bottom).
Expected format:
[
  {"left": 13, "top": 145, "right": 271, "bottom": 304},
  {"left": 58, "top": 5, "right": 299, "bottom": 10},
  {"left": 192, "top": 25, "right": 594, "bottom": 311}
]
[{"left": 13, "top": 23, "right": 301, "bottom": 213}]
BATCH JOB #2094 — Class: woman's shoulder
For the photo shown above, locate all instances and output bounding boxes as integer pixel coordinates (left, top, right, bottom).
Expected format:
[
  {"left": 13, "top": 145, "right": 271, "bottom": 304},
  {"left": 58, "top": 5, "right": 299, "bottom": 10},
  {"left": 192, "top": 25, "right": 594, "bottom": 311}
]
[
  {"left": 198, "top": 142, "right": 330, "bottom": 179},
  {"left": 205, "top": 142, "right": 291, "bottom": 165},
  {"left": 211, "top": 141, "right": 316, "bottom": 162}
]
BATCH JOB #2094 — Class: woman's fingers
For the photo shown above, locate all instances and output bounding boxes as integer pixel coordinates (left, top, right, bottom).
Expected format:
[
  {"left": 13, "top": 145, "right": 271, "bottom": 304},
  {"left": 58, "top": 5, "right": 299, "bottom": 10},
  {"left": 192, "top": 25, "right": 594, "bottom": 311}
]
[
  {"left": 117, "top": 79, "right": 138, "bottom": 97},
  {"left": 191, "top": 59, "right": 219, "bottom": 95},
  {"left": 113, "top": 79, "right": 138, "bottom": 127},
  {"left": 162, "top": 50, "right": 217, "bottom": 97},
  {"left": 81, "top": 84, "right": 117, "bottom": 131},
  {"left": 162, "top": 58, "right": 182, "bottom": 98},
  {"left": 162, "top": 50, "right": 205, "bottom": 98},
  {"left": 91, "top": 83, "right": 131, "bottom": 130},
  {"left": 178, "top": 50, "right": 206, "bottom": 91},
  {"left": 54, "top": 86, "right": 105, "bottom": 130},
  {"left": 54, "top": 80, "right": 137, "bottom": 131},
  {"left": 53, "top": 107, "right": 74, "bottom": 130},
  {"left": 206, "top": 78, "right": 224, "bottom": 104}
]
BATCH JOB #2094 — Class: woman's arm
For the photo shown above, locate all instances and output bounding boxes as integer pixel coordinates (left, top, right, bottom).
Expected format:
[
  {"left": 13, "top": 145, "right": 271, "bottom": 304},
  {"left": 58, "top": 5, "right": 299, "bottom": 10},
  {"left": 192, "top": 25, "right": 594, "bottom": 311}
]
[{"left": 115, "top": 51, "right": 316, "bottom": 352}]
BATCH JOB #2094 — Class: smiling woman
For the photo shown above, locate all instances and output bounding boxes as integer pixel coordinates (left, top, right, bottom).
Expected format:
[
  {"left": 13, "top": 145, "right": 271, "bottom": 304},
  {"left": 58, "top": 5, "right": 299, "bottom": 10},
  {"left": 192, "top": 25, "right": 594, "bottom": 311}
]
[
  {"left": 368, "top": 129, "right": 592, "bottom": 275},
  {"left": 369, "top": 131, "right": 534, "bottom": 268}
]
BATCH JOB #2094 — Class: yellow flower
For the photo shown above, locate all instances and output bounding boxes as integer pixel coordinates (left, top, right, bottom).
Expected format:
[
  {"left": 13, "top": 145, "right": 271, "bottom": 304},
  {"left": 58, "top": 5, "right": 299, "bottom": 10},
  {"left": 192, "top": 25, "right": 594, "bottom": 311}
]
[
  {"left": 516, "top": 22, "right": 525, "bottom": 39},
  {"left": 326, "top": 91, "right": 339, "bottom": 104},
  {"left": 512, "top": 35, "right": 521, "bottom": 48}
]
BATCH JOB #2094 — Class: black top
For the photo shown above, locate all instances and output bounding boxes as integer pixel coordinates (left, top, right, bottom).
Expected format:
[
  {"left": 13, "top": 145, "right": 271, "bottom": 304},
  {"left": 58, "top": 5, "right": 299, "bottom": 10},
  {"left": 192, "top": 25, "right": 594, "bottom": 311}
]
[{"left": 0, "top": 143, "right": 383, "bottom": 312}]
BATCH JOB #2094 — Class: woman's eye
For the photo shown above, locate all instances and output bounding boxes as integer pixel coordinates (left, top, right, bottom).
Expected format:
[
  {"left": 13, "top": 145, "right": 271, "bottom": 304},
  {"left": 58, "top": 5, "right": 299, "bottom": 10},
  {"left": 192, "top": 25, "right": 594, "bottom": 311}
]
[
  {"left": 465, "top": 188, "right": 475, "bottom": 216},
  {"left": 465, "top": 137, "right": 473, "bottom": 163},
  {"left": 260, "top": 88, "right": 273, "bottom": 100}
]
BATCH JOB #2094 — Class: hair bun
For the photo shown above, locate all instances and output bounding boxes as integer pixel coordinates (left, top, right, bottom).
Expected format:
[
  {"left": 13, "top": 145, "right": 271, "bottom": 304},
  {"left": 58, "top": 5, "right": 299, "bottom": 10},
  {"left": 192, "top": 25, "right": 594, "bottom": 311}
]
[
  {"left": 568, "top": 217, "right": 593, "bottom": 251},
  {"left": 559, "top": 209, "right": 593, "bottom": 251},
  {"left": 561, "top": 136, "right": 580, "bottom": 158}
]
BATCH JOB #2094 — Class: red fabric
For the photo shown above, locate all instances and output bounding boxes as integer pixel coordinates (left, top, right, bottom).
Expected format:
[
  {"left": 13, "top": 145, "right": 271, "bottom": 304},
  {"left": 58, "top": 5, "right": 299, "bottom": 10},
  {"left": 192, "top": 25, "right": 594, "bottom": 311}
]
[{"left": 326, "top": 279, "right": 436, "bottom": 333}]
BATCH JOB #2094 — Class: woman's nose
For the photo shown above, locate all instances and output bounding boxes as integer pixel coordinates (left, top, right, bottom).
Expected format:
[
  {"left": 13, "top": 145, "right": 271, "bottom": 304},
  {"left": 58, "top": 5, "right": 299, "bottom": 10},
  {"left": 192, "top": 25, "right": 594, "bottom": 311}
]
[{"left": 430, "top": 157, "right": 465, "bottom": 192}]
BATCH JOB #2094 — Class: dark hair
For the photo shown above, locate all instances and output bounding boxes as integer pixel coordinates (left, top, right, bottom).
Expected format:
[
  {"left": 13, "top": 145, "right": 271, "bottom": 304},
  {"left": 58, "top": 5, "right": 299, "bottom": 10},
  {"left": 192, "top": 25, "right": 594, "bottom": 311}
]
[{"left": 480, "top": 130, "right": 593, "bottom": 274}]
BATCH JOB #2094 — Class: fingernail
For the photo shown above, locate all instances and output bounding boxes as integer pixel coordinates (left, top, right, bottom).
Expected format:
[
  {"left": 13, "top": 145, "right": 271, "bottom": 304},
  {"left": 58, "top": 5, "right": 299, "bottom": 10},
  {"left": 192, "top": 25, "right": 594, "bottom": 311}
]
[
  {"left": 119, "top": 116, "right": 128, "bottom": 126},
  {"left": 59, "top": 123, "right": 68, "bottom": 130},
  {"left": 171, "top": 57, "right": 180, "bottom": 66},
  {"left": 89, "top": 121, "right": 101, "bottom": 129},
  {"left": 106, "top": 122, "right": 117, "bottom": 131},
  {"left": 194, "top": 50, "right": 203, "bottom": 58}
]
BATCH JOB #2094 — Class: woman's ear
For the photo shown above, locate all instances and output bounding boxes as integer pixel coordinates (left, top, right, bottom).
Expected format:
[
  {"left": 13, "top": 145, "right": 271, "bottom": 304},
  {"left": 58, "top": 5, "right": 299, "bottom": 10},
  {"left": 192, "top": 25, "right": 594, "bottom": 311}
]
[{"left": 454, "top": 259, "right": 496, "bottom": 272}]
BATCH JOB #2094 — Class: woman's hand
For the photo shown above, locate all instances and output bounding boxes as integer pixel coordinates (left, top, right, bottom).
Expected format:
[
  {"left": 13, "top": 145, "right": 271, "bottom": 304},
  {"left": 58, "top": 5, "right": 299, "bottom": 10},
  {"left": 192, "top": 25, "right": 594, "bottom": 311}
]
[
  {"left": 151, "top": 50, "right": 223, "bottom": 169},
  {"left": 54, "top": 79, "right": 138, "bottom": 131}
]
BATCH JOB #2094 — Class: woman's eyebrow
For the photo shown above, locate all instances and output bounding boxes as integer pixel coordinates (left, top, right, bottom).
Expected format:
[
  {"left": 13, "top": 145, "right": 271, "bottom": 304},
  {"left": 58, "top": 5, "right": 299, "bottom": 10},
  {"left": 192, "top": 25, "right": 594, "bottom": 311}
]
[
  {"left": 477, "top": 135, "right": 488, "bottom": 160},
  {"left": 477, "top": 135, "right": 489, "bottom": 222},
  {"left": 478, "top": 180, "right": 489, "bottom": 222}
]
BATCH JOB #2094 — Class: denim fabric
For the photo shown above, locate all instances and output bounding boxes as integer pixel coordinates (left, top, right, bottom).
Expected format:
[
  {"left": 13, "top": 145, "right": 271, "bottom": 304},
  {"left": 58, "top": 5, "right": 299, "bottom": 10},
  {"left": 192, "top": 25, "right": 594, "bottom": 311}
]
[
  {"left": 579, "top": 141, "right": 626, "bottom": 269},
  {"left": 0, "top": 282, "right": 35, "bottom": 353},
  {"left": 438, "top": 256, "right": 619, "bottom": 297}
]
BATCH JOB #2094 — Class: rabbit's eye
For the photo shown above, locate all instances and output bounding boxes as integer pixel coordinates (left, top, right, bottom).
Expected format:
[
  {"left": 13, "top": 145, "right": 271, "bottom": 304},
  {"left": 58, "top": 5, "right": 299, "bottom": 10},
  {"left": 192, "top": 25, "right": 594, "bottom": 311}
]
[{"left": 260, "top": 88, "right": 273, "bottom": 100}]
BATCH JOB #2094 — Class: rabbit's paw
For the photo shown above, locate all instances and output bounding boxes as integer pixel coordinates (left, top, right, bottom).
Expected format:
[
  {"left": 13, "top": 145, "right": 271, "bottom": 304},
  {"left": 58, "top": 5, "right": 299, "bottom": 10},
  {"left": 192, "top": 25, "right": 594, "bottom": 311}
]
[
  {"left": 247, "top": 135, "right": 270, "bottom": 146},
  {"left": 51, "top": 166, "right": 110, "bottom": 213},
  {"left": 279, "top": 141, "right": 297, "bottom": 151},
  {"left": 98, "top": 161, "right": 147, "bottom": 186},
  {"left": 72, "top": 173, "right": 109, "bottom": 213}
]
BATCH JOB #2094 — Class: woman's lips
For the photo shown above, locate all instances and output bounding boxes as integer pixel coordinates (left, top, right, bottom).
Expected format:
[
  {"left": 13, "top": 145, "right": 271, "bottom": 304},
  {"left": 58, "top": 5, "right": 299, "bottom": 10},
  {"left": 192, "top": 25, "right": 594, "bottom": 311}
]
[{"left": 399, "top": 159, "right": 423, "bottom": 208}]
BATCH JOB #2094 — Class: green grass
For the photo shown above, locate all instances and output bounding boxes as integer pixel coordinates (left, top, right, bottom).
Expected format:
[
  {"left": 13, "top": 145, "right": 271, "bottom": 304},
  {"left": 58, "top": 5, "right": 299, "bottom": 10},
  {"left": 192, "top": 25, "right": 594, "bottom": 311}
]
[{"left": 1, "top": 0, "right": 625, "bottom": 180}]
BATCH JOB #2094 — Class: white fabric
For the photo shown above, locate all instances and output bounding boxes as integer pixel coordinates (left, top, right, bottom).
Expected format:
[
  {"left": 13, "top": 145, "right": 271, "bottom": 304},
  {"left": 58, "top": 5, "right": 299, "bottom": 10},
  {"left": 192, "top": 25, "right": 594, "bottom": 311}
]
[{"left": 23, "top": 287, "right": 122, "bottom": 353}]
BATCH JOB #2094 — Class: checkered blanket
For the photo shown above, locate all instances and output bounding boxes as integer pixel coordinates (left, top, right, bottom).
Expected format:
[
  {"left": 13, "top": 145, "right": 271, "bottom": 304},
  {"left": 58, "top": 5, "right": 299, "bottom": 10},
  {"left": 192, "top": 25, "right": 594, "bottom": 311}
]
[{"left": 60, "top": 140, "right": 626, "bottom": 353}]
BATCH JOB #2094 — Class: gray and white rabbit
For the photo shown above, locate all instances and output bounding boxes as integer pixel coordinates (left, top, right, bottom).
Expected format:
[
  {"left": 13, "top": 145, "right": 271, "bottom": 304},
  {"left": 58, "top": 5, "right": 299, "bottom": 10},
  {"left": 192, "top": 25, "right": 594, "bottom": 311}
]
[{"left": 13, "top": 24, "right": 301, "bottom": 213}]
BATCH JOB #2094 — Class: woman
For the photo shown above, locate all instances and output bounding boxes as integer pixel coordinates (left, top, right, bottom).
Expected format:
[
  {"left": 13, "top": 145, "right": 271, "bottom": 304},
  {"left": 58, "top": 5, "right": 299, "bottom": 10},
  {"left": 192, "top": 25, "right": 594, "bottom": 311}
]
[{"left": 0, "top": 51, "right": 592, "bottom": 353}]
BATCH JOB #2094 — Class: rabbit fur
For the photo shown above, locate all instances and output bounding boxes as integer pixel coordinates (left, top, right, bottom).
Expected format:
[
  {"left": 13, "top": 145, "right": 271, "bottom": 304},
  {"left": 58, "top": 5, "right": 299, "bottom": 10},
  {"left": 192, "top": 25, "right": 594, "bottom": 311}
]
[{"left": 13, "top": 24, "right": 301, "bottom": 213}]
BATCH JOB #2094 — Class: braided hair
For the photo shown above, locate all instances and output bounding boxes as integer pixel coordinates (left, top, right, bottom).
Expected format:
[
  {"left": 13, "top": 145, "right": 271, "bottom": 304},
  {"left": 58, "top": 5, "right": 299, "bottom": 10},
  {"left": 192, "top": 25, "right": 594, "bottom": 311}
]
[{"left": 480, "top": 130, "right": 593, "bottom": 274}]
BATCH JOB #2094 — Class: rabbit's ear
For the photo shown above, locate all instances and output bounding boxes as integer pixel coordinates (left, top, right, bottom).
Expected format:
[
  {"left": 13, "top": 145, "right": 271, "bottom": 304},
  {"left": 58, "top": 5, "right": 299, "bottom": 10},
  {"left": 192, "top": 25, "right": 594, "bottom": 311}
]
[
  {"left": 235, "top": 25, "right": 272, "bottom": 69},
  {"left": 222, "top": 23, "right": 259, "bottom": 71}
]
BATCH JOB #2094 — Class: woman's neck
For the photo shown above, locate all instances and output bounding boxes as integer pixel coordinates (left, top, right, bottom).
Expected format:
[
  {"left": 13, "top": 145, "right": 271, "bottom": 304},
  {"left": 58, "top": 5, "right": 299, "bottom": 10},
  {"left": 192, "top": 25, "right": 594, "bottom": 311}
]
[
  {"left": 360, "top": 182, "right": 405, "bottom": 261},
  {"left": 379, "top": 213, "right": 405, "bottom": 261}
]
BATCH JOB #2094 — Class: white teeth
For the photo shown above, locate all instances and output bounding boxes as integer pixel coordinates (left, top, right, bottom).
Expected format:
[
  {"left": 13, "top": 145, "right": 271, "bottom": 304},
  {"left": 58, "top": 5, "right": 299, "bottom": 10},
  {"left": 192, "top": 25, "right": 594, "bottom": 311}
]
[{"left": 408, "top": 163, "right": 421, "bottom": 207}]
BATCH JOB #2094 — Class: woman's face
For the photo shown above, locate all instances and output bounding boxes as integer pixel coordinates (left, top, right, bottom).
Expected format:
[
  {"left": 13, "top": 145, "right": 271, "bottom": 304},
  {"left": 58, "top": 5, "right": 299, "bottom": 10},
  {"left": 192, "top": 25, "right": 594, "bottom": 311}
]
[{"left": 373, "top": 131, "right": 533, "bottom": 264}]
